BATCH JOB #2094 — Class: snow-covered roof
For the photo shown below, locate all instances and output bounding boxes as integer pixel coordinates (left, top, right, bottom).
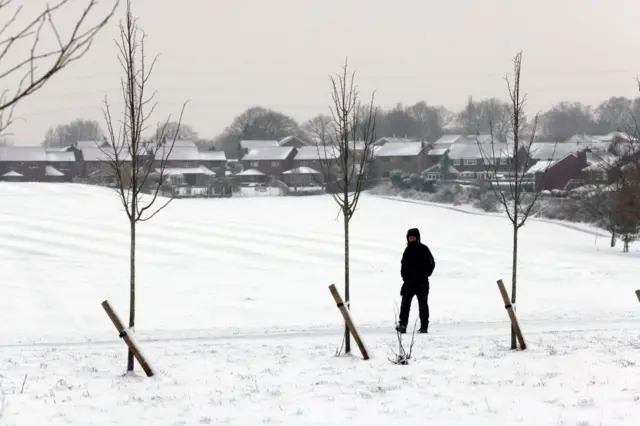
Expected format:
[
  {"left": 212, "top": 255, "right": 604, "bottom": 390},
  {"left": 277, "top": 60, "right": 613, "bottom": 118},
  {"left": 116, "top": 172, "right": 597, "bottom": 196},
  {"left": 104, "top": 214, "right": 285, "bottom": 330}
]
[
  {"left": 45, "top": 166, "right": 64, "bottom": 177},
  {"left": 240, "top": 140, "right": 279, "bottom": 151},
  {"left": 283, "top": 166, "right": 321, "bottom": 175},
  {"left": 448, "top": 141, "right": 512, "bottom": 160},
  {"left": 427, "top": 147, "right": 449, "bottom": 156},
  {"left": 46, "top": 151, "right": 75, "bottom": 162},
  {"left": 278, "top": 136, "right": 309, "bottom": 146},
  {"left": 375, "top": 137, "right": 418, "bottom": 145},
  {"left": 529, "top": 142, "right": 573, "bottom": 160},
  {"left": 236, "top": 168, "right": 265, "bottom": 176},
  {"left": 374, "top": 142, "right": 423, "bottom": 157},
  {"left": 0, "top": 146, "right": 47, "bottom": 162},
  {"left": 2, "top": 170, "right": 22, "bottom": 177},
  {"left": 154, "top": 146, "right": 201, "bottom": 161},
  {"left": 525, "top": 160, "right": 554, "bottom": 175},
  {"left": 433, "top": 135, "right": 465, "bottom": 145},
  {"left": 293, "top": 145, "right": 339, "bottom": 161},
  {"left": 171, "top": 139, "right": 197, "bottom": 148},
  {"left": 159, "top": 166, "right": 216, "bottom": 176},
  {"left": 81, "top": 147, "right": 131, "bottom": 162},
  {"left": 243, "top": 146, "right": 295, "bottom": 161},
  {"left": 199, "top": 151, "right": 226, "bottom": 161}
]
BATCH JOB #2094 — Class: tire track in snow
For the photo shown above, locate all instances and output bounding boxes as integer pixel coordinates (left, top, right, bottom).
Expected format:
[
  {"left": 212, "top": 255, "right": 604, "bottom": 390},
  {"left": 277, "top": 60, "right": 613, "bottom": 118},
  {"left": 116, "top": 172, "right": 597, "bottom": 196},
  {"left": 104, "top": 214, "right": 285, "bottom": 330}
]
[
  {"left": 373, "top": 195, "right": 610, "bottom": 238},
  {"left": 0, "top": 317, "right": 637, "bottom": 349}
]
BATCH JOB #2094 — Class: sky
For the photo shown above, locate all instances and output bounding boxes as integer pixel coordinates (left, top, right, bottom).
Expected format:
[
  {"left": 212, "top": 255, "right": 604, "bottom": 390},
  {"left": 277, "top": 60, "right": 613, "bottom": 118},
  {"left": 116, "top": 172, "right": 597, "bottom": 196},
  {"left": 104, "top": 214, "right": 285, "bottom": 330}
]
[{"left": 5, "top": 0, "right": 640, "bottom": 145}]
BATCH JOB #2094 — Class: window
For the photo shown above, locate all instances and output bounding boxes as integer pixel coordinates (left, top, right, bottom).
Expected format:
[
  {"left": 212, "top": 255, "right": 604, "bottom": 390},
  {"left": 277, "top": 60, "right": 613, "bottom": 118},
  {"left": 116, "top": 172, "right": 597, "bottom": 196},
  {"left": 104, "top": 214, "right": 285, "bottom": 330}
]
[
  {"left": 464, "top": 159, "right": 477, "bottom": 166},
  {"left": 382, "top": 171, "right": 390, "bottom": 178},
  {"left": 250, "top": 161, "right": 259, "bottom": 168},
  {"left": 500, "top": 158, "right": 508, "bottom": 165},
  {"left": 453, "top": 159, "right": 461, "bottom": 166},
  {"left": 299, "top": 160, "right": 308, "bottom": 166},
  {"left": 271, "top": 161, "right": 280, "bottom": 167},
  {"left": 403, "top": 157, "right": 412, "bottom": 162}
]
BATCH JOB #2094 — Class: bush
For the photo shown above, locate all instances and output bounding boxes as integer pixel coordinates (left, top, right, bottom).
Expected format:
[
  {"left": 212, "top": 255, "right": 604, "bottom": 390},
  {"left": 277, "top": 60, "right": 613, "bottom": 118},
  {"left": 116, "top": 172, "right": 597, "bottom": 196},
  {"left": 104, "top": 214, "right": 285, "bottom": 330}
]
[{"left": 473, "top": 191, "right": 500, "bottom": 212}]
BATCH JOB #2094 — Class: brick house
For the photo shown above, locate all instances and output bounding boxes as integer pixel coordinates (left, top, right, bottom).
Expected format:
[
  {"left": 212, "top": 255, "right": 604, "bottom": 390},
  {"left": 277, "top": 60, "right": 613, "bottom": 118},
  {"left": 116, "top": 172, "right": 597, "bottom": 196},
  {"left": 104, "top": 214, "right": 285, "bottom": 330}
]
[
  {"left": 241, "top": 146, "right": 297, "bottom": 179},
  {"left": 422, "top": 163, "right": 460, "bottom": 181},
  {"left": 373, "top": 142, "right": 427, "bottom": 177},
  {"left": 199, "top": 150, "right": 227, "bottom": 176},
  {"left": 0, "top": 147, "right": 47, "bottom": 181},
  {"left": 238, "top": 140, "right": 279, "bottom": 159},
  {"left": 448, "top": 139, "right": 512, "bottom": 179},
  {"left": 291, "top": 145, "right": 339, "bottom": 175},
  {"left": 426, "top": 135, "right": 464, "bottom": 166},
  {"left": 46, "top": 149, "right": 80, "bottom": 178},
  {"left": 525, "top": 152, "right": 587, "bottom": 191},
  {"left": 80, "top": 147, "right": 131, "bottom": 178}
]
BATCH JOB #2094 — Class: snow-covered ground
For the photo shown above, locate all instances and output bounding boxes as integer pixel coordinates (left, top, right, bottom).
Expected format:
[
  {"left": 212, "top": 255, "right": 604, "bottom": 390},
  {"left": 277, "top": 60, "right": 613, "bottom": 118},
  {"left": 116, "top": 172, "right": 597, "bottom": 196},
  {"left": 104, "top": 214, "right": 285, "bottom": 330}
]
[{"left": 0, "top": 183, "right": 638, "bottom": 425}]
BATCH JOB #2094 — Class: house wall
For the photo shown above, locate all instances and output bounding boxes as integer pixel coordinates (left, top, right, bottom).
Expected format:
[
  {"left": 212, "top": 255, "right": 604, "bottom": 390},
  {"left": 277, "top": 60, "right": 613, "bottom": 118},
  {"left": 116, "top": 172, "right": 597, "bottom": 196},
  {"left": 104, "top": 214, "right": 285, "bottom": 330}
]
[
  {"left": 537, "top": 154, "right": 585, "bottom": 191},
  {"left": 0, "top": 161, "right": 46, "bottom": 181},
  {"left": 242, "top": 153, "right": 295, "bottom": 179},
  {"left": 377, "top": 153, "right": 425, "bottom": 177}
]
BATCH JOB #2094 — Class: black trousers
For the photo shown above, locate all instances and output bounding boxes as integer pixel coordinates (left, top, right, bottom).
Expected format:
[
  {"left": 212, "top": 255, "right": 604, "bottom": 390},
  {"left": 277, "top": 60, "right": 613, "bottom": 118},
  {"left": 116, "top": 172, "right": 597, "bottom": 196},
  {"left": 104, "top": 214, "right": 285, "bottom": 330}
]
[{"left": 399, "top": 285, "right": 429, "bottom": 328}]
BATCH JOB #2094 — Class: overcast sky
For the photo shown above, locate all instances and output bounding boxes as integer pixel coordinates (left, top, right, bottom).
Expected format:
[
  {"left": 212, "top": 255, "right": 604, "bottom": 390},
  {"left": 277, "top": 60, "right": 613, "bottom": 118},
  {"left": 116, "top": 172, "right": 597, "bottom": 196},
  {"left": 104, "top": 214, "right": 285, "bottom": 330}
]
[{"left": 7, "top": 0, "right": 640, "bottom": 145}]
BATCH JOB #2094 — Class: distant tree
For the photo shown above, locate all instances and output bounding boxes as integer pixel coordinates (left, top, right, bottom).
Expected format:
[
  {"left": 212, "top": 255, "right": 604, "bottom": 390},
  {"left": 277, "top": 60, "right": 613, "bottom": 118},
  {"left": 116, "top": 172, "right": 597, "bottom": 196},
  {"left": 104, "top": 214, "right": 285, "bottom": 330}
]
[
  {"left": 456, "top": 97, "right": 511, "bottom": 141},
  {"left": 43, "top": 119, "right": 104, "bottom": 147},
  {"left": 478, "top": 51, "right": 554, "bottom": 350},
  {"left": 214, "top": 106, "right": 300, "bottom": 158},
  {"left": 0, "top": 0, "right": 118, "bottom": 132},
  {"left": 154, "top": 122, "right": 197, "bottom": 141},
  {"left": 593, "top": 96, "right": 633, "bottom": 134},
  {"left": 407, "top": 101, "right": 452, "bottom": 142},
  {"left": 316, "top": 58, "right": 377, "bottom": 356},
  {"left": 302, "top": 114, "right": 333, "bottom": 144},
  {"left": 538, "top": 101, "right": 596, "bottom": 141},
  {"left": 101, "top": 0, "right": 187, "bottom": 374}
]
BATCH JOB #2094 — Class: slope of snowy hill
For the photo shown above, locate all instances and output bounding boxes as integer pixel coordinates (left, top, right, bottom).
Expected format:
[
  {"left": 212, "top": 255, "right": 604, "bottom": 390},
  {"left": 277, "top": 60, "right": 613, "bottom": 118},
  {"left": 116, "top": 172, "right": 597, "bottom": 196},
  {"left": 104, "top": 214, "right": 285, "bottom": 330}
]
[{"left": 0, "top": 183, "right": 638, "bottom": 425}]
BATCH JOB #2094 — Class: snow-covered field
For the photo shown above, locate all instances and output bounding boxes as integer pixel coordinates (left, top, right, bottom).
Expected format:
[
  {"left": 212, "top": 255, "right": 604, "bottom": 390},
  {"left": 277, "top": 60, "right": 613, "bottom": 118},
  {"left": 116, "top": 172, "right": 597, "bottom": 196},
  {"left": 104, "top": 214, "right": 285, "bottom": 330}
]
[{"left": 0, "top": 183, "right": 638, "bottom": 425}]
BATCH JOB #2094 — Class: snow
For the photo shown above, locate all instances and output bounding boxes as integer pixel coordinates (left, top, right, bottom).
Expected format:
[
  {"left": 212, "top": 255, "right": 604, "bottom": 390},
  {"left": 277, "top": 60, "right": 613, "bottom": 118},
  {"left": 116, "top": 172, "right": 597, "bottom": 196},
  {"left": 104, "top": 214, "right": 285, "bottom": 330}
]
[
  {"left": 45, "top": 166, "right": 65, "bottom": 177},
  {"left": 283, "top": 166, "right": 320, "bottom": 175},
  {"left": 0, "top": 183, "right": 638, "bottom": 425},
  {"left": 525, "top": 160, "right": 553, "bottom": 174}
]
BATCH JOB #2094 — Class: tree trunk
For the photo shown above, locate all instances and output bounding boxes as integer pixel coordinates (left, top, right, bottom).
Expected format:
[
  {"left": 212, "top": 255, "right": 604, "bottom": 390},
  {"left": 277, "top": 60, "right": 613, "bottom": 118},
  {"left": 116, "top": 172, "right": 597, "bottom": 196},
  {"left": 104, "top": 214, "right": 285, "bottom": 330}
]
[
  {"left": 343, "top": 207, "right": 351, "bottom": 354},
  {"left": 127, "top": 218, "right": 136, "bottom": 372},
  {"left": 610, "top": 229, "right": 616, "bottom": 247},
  {"left": 510, "top": 222, "right": 518, "bottom": 350}
]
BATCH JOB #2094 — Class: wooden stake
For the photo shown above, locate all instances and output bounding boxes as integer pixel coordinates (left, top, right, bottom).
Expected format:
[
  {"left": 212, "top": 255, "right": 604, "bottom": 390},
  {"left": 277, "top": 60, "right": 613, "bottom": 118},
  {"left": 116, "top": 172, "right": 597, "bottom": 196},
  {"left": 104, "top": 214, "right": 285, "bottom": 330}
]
[
  {"left": 496, "top": 279, "right": 526, "bottom": 350},
  {"left": 328, "top": 284, "right": 369, "bottom": 360},
  {"left": 635, "top": 289, "right": 640, "bottom": 303},
  {"left": 101, "top": 300, "right": 154, "bottom": 377}
]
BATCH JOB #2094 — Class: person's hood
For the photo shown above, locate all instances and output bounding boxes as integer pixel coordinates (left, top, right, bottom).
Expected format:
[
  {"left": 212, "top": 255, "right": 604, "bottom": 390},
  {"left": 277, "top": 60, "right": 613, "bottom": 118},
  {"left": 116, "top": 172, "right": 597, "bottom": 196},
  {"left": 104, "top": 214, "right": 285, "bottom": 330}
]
[{"left": 406, "top": 228, "right": 421, "bottom": 243}]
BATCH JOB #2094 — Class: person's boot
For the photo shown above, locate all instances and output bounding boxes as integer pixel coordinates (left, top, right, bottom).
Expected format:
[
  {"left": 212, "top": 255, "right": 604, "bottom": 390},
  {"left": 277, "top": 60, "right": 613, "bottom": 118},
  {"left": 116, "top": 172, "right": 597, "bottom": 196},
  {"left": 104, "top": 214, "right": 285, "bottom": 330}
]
[
  {"left": 396, "top": 324, "right": 407, "bottom": 334},
  {"left": 418, "top": 323, "right": 428, "bottom": 333}
]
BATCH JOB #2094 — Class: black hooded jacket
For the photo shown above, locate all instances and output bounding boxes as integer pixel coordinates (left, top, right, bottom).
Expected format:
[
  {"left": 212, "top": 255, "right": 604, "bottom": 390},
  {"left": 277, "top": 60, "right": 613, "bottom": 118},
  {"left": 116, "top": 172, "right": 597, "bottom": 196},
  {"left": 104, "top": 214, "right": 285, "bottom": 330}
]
[{"left": 401, "top": 228, "right": 435, "bottom": 287}]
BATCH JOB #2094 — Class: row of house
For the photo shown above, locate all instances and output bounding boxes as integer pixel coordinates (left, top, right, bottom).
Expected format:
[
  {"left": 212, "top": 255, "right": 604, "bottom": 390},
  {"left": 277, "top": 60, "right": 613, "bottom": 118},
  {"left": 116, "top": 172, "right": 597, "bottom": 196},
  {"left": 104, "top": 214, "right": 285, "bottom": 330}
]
[{"left": 0, "top": 140, "right": 227, "bottom": 184}]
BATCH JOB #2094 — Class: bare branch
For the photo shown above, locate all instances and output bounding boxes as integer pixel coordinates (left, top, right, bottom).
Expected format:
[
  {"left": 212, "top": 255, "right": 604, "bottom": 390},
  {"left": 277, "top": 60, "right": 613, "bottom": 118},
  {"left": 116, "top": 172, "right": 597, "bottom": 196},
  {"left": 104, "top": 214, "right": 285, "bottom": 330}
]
[{"left": 0, "top": 0, "right": 118, "bottom": 132}]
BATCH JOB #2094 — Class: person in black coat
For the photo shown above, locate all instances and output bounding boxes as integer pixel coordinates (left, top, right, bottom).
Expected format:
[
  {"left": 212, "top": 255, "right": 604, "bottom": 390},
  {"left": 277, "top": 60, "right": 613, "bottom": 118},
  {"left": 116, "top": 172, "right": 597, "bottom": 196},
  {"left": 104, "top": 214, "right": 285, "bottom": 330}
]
[{"left": 397, "top": 228, "right": 435, "bottom": 334}]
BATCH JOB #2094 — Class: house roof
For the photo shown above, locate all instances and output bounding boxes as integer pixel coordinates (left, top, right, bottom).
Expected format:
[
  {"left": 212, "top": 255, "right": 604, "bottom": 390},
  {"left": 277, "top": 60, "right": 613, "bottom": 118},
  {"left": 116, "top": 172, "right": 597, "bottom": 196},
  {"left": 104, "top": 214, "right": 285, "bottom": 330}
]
[
  {"left": 243, "top": 146, "right": 295, "bottom": 161},
  {"left": 374, "top": 142, "right": 423, "bottom": 157},
  {"left": 81, "top": 147, "right": 131, "bottom": 162},
  {"left": 427, "top": 147, "right": 449, "bottom": 156},
  {"left": 0, "top": 146, "right": 47, "bottom": 162},
  {"left": 433, "top": 134, "right": 465, "bottom": 145},
  {"left": 236, "top": 168, "right": 265, "bottom": 176},
  {"left": 46, "top": 150, "right": 75, "bottom": 162},
  {"left": 2, "top": 170, "right": 22, "bottom": 177},
  {"left": 375, "top": 137, "right": 418, "bottom": 145},
  {"left": 199, "top": 150, "right": 226, "bottom": 161},
  {"left": 293, "top": 145, "right": 339, "bottom": 161},
  {"left": 154, "top": 146, "right": 201, "bottom": 161},
  {"left": 525, "top": 160, "right": 554, "bottom": 175},
  {"left": 278, "top": 135, "right": 309, "bottom": 146},
  {"left": 171, "top": 139, "right": 197, "bottom": 148},
  {"left": 422, "top": 163, "right": 459, "bottom": 174},
  {"left": 240, "top": 140, "right": 279, "bottom": 151},
  {"left": 45, "top": 166, "right": 65, "bottom": 177},
  {"left": 160, "top": 166, "right": 216, "bottom": 176},
  {"left": 283, "top": 166, "right": 321, "bottom": 175}
]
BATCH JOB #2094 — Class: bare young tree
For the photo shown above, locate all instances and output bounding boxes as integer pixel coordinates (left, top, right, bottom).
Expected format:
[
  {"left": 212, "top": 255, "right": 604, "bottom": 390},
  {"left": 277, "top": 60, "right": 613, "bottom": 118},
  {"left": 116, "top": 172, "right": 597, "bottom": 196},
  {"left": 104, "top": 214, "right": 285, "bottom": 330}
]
[
  {"left": 101, "top": 0, "right": 186, "bottom": 373},
  {"left": 0, "top": 0, "right": 118, "bottom": 130},
  {"left": 478, "top": 51, "right": 553, "bottom": 350},
  {"left": 316, "top": 59, "right": 377, "bottom": 355}
]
